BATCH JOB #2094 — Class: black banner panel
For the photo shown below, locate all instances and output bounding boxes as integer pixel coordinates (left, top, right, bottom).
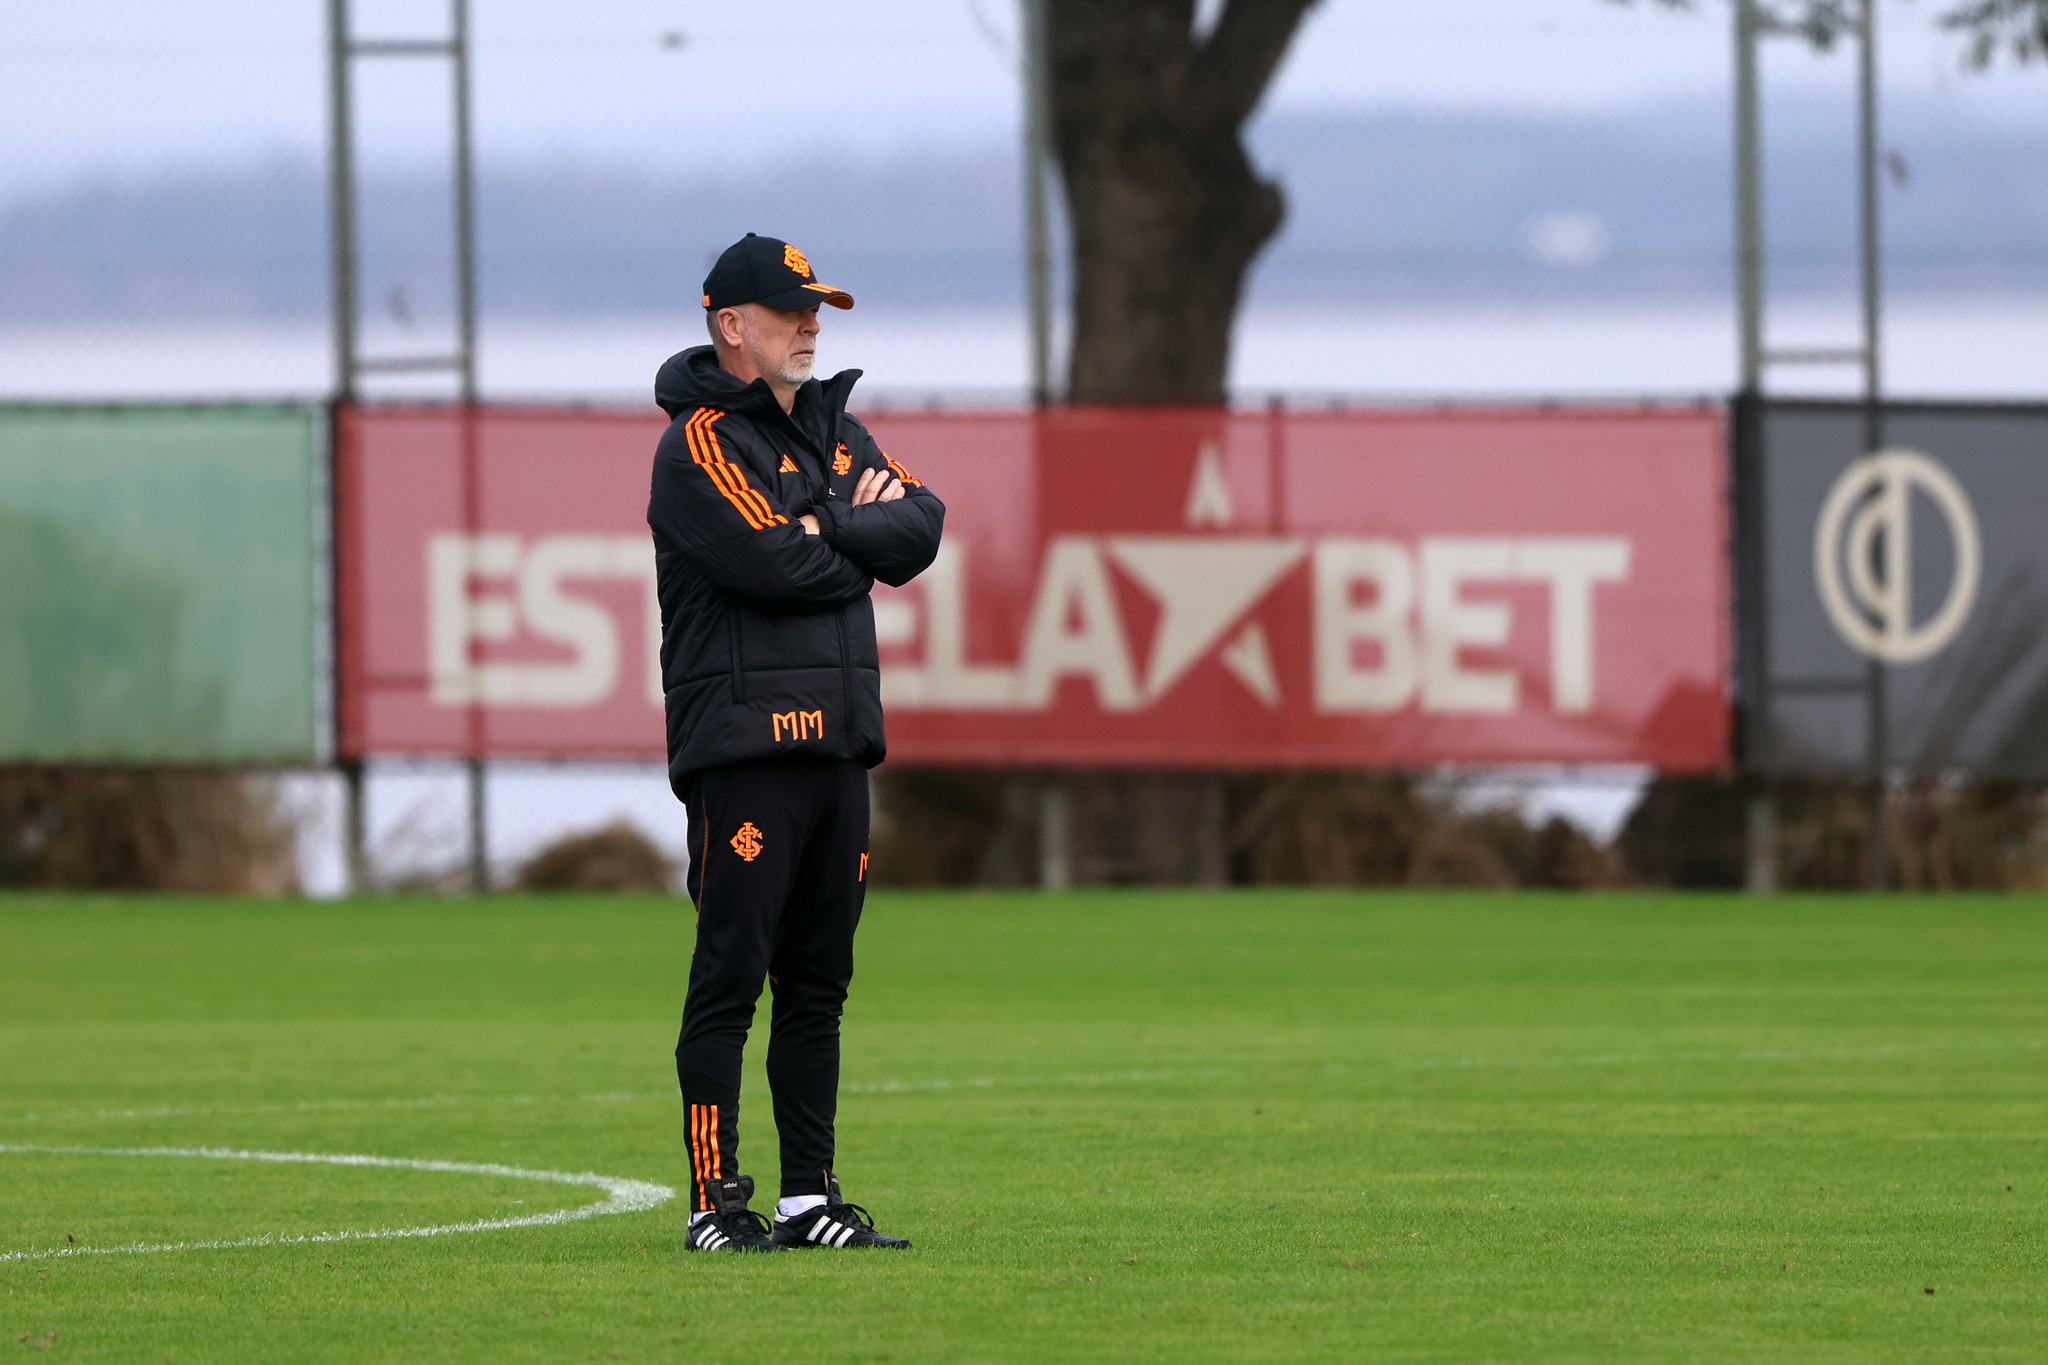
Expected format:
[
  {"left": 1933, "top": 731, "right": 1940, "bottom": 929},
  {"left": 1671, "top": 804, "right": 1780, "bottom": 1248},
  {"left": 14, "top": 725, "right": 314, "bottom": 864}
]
[{"left": 1742, "top": 400, "right": 2048, "bottom": 778}]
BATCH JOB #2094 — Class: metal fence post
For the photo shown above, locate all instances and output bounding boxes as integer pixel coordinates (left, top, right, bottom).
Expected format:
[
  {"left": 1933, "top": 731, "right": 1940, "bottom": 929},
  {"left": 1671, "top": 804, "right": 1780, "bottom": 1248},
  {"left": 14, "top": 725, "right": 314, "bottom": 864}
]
[
  {"left": 1733, "top": 0, "right": 1777, "bottom": 895},
  {"left": 1022, "top": 0, "right": 1055, "bottom": 407},
  {"left": 1856, "top": 0, "right": 1889, "bottom": 891},
  {"left": 1733, "top": 0, "right": 1889, "bottom": 894},
  {"left": 1039, "top": 777, "right": 1071, "bottom": 891},
  {"left": 1733, "top": 390, "right": 1777, "bottom": 896},
  {"left": 328, "top": 0, "right": 486, "bottom": 893}
]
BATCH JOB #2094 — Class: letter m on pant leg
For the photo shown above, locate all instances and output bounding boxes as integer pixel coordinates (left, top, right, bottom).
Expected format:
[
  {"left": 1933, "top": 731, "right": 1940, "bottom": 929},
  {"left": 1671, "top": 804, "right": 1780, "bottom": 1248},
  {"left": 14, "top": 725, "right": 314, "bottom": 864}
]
[
  {"left": 772, "top": 711, "right": 797, "bottom": 741},
  {"left": 800, "top": 710, "right": 823, "bottom": 739}
]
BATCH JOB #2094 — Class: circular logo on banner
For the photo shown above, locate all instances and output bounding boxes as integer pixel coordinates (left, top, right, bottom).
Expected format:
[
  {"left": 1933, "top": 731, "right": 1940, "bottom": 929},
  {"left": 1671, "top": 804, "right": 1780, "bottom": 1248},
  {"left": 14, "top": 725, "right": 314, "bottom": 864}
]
[{"left": 1812, "top": 448, "right": 1981, "bottom": 664}]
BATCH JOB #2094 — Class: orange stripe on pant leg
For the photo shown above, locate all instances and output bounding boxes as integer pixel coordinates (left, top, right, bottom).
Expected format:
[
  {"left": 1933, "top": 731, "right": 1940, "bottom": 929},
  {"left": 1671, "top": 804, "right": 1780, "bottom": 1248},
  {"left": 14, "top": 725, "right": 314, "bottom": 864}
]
[
  {"left": 708, "top": 1104, "right": 722, "bottom": 1181},
  {"left": 700, "top": 1105, "right": 715, "bottom": 1202},
  {"left": 696, "top": 1104, "right": 709, "bottom": 1206},
  {"left": 700, "top": 1105, "right": 715, "bottom": 1207},
  {"left": 691, "top": 1104, "right": 709, "bottom": 1209}
]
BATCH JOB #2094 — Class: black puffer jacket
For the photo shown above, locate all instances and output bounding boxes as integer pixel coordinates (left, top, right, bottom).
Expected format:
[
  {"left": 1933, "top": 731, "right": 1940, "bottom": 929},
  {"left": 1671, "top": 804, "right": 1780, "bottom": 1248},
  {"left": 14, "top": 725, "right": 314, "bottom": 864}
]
[{"left": 648, "top": 346, "right": 944, "bottom": 793}]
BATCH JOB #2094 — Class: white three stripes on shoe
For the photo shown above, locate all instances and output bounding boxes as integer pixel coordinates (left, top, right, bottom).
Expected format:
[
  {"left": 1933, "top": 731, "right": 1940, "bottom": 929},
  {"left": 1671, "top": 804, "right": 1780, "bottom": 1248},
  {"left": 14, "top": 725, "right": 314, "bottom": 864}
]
[{"left": 803, "top": 1217, "right": 857, "bottom": 1247}]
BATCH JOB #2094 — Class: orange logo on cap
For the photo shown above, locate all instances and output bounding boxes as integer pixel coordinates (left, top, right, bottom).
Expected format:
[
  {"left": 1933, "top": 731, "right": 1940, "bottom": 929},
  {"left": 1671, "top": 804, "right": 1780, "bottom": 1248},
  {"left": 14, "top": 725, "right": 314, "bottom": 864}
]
[{"left": 783, "top": 244, "right": 812, "bottom": 277}]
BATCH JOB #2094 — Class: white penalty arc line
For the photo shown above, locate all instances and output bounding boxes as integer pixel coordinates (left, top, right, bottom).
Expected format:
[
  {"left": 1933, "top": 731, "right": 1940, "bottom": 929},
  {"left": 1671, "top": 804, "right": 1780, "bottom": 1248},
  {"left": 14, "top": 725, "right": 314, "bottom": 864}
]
[{"left": 0, "top": 1144, "right": 673, "bottom": 1264}]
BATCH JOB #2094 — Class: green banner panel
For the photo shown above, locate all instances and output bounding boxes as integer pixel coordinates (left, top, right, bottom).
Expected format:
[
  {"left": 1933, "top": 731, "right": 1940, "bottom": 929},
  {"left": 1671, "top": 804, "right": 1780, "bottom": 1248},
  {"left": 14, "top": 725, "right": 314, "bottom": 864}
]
[{"left": 0, "top": 405, "right": 324, "bottom": 764}]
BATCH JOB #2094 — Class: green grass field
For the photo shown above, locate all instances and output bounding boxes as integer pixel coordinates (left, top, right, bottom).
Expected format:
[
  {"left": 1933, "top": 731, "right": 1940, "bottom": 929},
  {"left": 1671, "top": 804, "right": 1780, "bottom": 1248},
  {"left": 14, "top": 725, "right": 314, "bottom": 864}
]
[{"left": 3, "top": 890, "right": 2045, "bottom": 1362}]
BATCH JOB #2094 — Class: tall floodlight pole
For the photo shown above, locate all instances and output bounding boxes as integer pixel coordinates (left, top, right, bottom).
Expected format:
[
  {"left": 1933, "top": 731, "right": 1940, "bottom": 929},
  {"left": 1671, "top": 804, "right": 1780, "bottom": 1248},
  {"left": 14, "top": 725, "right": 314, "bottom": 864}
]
[
  {"left": 1857, "top": 0, "right": 1888, "bottom": 891},
  {"left": 326, "top": 0, "right": 370, "bottom": 896},
  {"left": 1734, "top": 0, "right": 1776, "bottom": 895},
  {"left": 1021, "top": 0, "right": 1070, "bottom": 890},
  {"left": 328, "top": 0, "right": 357, "bottom": 403},
  {"left": 451, "top": 0, "right": 488, "bottom": 896},
  {"left": 1735, "top": 0, "right": 1763, "bottom": 393},
  {"left": 453, "top": 0, "right": 478, "bottom": 407}
]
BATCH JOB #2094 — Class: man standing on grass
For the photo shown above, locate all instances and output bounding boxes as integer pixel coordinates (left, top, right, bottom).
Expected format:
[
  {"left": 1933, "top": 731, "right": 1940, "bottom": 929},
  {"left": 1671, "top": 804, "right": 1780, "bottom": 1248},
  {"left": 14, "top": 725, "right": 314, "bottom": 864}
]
[{"left": 648, "top": 235, "right": 943, "bottom": 1254}]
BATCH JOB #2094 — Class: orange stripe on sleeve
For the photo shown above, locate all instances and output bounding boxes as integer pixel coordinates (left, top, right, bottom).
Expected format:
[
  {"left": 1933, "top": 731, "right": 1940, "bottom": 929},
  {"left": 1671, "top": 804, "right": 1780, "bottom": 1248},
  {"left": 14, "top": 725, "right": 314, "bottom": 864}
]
[
  {"left": 681, "top": 417, "right": 753, "bottom": 530},
  {"left": 685, "top": 409, "right": 789, "bottom": 531},
  {"left": 683, "top": 413, "right": 766, "bottom": 531},
  {"left": 883, "top": 454, "right": 923, "bottom": 488},
  {"left": 686, "top": 412, "right": 768, "bottom": 529}
]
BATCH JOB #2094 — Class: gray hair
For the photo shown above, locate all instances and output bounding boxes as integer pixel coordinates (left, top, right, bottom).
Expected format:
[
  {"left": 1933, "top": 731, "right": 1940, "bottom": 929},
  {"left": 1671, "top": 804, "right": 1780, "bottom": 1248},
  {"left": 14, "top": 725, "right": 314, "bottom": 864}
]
[{"left": 705, "top": 308, "right": 721, "bottom": 344}]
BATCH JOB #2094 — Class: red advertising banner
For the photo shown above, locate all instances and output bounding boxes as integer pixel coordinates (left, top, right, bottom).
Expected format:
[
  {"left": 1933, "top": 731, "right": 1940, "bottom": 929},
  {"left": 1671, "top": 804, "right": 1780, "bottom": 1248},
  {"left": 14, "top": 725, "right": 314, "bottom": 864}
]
[{"left": 336, "top": 403, "right": 1728, "bottom": 770}]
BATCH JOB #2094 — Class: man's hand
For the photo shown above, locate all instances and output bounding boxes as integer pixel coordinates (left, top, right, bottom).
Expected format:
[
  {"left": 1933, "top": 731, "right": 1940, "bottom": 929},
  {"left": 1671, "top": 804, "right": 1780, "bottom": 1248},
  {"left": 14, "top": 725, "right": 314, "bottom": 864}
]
[
  {"left": 851, "top": 467, "right": 905, "bottom": 506},
  {"left": 799, "top": 513, "right": 820, "bottom": 535}
]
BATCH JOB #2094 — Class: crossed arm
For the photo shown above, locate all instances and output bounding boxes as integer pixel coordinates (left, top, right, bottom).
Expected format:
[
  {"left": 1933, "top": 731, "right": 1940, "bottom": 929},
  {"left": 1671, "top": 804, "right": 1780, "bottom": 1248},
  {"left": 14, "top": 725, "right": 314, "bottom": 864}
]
[
  {"left": 807, "top": 432, "right": 946, "bottom": 588},
  {"left": 650, "top": 410, "right": 943, "bottom": 609},
  {"left": 650, "top": 416, "right": 873, "bottom": 612},
  {"left": 797, "top": 464, "right": 904, "bottom": 535}
]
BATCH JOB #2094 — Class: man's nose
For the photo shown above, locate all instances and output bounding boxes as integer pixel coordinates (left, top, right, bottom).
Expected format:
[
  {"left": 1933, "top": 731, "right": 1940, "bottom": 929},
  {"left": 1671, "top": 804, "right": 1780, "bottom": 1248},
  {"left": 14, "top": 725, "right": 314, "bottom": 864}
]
[{"left": 799, "top": 308, "right": 821, "bottom": 335}]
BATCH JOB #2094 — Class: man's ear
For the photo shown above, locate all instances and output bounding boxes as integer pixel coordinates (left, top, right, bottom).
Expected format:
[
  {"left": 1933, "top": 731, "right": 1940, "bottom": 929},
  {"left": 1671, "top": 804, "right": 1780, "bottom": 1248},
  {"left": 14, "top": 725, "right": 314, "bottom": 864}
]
[{"left": 715, "top": 307, "right": 746, "bottom": 350}]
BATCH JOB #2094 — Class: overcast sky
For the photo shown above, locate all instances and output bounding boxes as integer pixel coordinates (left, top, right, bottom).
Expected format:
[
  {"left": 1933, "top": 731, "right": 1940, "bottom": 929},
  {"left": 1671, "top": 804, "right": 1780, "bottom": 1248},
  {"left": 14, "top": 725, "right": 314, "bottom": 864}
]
[{"left": 3, "top": 0, "right": 2042, "bottom": 193}]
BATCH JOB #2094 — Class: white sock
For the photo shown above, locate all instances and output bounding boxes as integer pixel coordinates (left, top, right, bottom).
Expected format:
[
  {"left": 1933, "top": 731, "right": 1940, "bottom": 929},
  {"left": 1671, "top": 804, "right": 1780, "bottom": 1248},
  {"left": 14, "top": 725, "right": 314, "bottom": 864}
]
[
  {"left": 776, "top": 1194, "right": 827, "bottom": 1221},
  {"left": 688, "top": 1210, "right": 710, "bottom": 1226}
]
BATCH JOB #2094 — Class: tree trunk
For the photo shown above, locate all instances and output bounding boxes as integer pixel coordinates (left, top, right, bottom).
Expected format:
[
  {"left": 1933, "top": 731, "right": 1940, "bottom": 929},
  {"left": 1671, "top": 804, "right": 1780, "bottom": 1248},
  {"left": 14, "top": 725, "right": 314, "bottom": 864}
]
[{"left": 1048, "top": 0, "right": 1318, "bottom": 404}]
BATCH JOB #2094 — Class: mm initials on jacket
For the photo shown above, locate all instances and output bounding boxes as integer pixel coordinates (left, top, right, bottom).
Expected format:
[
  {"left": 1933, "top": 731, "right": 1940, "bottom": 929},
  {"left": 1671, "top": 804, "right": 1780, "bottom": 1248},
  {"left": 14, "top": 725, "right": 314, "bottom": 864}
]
[{"left": 772, "top": 710, "right": 825, "bottom": 741}]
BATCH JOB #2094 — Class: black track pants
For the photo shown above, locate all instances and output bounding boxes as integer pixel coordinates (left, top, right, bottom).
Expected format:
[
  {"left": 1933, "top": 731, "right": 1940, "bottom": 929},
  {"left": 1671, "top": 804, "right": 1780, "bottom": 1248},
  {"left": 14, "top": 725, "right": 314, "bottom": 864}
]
[{"left": 675, "top": 757, "right": 868, "bottom": 1211}]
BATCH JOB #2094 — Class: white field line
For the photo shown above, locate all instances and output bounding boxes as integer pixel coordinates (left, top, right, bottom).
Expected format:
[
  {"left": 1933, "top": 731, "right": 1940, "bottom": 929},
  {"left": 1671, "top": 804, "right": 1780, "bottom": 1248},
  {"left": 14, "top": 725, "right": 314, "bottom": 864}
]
[{"left": 0, "top": 1144, "right": 673, "bottom": 1263}]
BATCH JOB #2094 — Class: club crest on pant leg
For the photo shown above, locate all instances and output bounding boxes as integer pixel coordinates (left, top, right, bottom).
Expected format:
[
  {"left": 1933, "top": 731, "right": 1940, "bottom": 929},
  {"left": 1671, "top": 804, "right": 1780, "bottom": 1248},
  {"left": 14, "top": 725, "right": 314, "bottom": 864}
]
[{"left": 730, "top": 822, "right": 764, "bottom": 862}]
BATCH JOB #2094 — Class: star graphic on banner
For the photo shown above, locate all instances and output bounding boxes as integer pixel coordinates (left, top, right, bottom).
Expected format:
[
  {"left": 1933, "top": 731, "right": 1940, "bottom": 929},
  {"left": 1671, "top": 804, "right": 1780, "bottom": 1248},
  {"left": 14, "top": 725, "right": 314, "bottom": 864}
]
[{"left": 1105, "top": 538, "right": 1305, "bottom": 706}]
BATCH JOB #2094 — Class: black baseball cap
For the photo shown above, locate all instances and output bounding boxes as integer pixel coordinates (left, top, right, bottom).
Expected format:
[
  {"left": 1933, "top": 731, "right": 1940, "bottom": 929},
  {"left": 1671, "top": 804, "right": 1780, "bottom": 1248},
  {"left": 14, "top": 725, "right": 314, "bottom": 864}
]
[{"left": 701, "top": 233, "right": 854, "bottom": 313}]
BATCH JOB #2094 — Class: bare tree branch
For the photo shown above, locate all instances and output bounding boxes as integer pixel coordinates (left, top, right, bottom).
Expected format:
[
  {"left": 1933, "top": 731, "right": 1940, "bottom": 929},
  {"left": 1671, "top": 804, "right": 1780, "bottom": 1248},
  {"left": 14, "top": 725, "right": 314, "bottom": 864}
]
[
  {"left": 1610, "top": 0, "right": 1855, "bottom": 47},
  {"left": 1614, "top": 0, "right": 2048, "bottom": 65},
  {"left": 1938, "top": 0, "right": 2048, "bottom": 66},
  {"left": 1192, "top": 0, "right": 1325, "bottom": 130}
]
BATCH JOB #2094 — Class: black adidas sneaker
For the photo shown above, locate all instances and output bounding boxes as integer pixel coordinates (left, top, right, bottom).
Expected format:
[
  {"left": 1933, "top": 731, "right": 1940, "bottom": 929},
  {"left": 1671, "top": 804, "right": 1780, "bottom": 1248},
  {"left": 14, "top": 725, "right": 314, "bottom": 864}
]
[
  {"left": 685, "top": 1175, "right": 782, "bottom": 1253},
  {"left": 772, "top": 1171, "right": 912, "bottom": 1250}
]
